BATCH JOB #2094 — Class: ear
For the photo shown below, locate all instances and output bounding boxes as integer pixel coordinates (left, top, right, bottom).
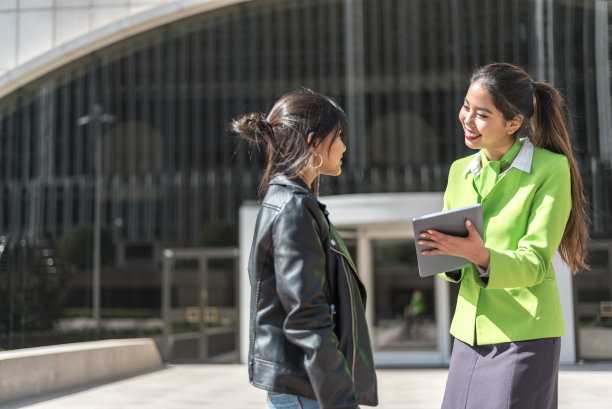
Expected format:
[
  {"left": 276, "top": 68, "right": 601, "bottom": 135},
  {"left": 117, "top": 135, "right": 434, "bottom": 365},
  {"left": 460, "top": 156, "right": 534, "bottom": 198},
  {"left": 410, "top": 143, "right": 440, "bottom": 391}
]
[
  {"left": 505, "top": 114, "right": 523, "bottom": 135},
  {"left": 306, "top": 132, "right": 315, "bottom": 145}
]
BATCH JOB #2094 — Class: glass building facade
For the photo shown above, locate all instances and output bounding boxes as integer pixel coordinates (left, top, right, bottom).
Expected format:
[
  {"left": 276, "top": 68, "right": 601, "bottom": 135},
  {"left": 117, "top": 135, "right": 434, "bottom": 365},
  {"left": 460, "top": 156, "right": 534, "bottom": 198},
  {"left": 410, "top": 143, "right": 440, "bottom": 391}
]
[{"left": 0, "top": 0, "right": 611, "bottom": 360}]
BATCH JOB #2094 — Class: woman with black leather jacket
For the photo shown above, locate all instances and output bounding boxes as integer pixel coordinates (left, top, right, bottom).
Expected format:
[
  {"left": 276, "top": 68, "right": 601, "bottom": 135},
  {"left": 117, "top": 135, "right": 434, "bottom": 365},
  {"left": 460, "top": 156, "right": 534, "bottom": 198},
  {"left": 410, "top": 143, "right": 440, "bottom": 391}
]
[{"left": 232, "top": 89, "right": 378, "bottom": 409}]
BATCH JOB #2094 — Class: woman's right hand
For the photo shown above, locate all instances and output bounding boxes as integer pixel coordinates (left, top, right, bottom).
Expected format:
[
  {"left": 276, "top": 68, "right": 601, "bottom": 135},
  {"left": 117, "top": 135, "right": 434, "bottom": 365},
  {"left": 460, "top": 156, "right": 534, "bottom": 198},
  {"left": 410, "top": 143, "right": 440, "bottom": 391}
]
[{"left": 418, "top": 220, "right": 490, "bottom": 269}]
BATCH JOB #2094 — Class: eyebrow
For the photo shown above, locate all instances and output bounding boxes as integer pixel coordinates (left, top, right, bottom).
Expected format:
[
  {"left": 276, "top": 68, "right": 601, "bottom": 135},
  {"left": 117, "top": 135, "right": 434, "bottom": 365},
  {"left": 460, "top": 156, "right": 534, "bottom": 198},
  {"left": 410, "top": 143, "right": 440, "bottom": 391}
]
[{"left": 464, "top": 99, "right": 493, "bottom": 114}]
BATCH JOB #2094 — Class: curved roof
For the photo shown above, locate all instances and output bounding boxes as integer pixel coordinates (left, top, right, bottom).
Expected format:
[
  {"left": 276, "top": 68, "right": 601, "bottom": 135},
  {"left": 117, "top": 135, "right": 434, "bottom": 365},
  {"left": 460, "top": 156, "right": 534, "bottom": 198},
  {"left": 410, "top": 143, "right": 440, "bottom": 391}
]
[{"left": 0, "top": 0, "right": 249, "bottom": 100}]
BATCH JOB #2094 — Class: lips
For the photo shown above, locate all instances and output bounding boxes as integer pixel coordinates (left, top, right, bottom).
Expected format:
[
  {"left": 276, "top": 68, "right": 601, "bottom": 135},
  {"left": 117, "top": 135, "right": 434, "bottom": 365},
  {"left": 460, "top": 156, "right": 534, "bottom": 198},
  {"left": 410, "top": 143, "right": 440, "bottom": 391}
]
[{"left": 464, "top": 127, "right": 481, "bottom": 140}]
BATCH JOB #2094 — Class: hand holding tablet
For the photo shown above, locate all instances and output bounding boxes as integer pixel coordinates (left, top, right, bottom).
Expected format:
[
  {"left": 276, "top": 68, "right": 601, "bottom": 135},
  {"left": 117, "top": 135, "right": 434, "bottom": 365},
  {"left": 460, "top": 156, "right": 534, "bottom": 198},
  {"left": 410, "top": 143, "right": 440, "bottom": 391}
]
[{"left": 411, "top": 204, "right": 484, "bottom": 277}]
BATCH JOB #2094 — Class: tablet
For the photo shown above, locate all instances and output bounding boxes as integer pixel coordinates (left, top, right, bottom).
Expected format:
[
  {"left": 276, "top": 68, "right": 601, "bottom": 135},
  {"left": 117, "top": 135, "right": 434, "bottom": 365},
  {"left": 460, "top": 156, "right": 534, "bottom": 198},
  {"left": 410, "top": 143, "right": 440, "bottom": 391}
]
[{"left": 412, "top": 204, "right": 483, "bottom": 277}]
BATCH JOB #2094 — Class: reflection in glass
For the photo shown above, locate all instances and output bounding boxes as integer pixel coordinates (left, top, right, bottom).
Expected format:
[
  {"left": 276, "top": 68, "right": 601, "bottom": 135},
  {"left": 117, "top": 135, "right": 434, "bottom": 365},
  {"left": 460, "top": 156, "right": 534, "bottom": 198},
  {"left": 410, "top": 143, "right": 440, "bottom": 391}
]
[{"left": 371, "top": 239, "right": 437, "bottom": 351}]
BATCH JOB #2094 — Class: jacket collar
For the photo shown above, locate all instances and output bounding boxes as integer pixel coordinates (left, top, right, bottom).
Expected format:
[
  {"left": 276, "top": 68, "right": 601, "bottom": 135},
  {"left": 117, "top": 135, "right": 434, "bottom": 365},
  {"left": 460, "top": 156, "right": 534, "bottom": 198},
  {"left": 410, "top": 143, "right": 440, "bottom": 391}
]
[
  {"left": 268, "top": 175, "right": 329, "bottom": 214},
  {"left": 268, "top": 175, "right": 329, "bottom": 216},
  {"left": 269, "top": 174, "right": 312, "bottom": 193},
  {"left": 463, "top": 137, "right": 534, "bottom": 178}
]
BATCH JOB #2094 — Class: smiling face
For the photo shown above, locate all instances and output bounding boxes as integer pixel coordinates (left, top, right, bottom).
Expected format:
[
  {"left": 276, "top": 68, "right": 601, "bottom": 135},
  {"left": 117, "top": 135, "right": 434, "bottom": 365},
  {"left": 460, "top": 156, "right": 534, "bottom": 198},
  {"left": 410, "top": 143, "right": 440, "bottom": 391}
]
[
  {"left": 459, "top": 81, "right": 522, "bottom": 161},
  {"left": 314, "top": 128, "right": 346, "bottom": 176}
]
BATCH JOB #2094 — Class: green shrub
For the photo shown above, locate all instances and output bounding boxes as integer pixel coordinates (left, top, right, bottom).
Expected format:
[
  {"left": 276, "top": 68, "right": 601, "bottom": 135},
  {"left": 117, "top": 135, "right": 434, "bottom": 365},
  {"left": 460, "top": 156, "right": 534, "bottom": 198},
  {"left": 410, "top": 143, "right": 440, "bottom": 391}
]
[{"left": 58, "top": 225, "right": 115, "bottom": 269}]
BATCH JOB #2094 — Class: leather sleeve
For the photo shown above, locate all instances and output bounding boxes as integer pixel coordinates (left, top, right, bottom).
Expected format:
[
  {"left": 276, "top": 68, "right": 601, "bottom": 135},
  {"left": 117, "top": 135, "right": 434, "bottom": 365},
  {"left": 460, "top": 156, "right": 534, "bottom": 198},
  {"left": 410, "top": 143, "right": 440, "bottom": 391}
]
[{"left": 272, "top": 195, "right": 359, "bottom": 409}]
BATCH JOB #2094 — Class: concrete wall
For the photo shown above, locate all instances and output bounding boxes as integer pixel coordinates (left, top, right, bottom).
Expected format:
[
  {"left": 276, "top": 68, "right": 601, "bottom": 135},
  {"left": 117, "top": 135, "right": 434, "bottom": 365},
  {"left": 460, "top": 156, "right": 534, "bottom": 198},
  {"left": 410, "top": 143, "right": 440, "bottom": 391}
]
[
  {"left": 579, "top": 327, "right": 612, "bottom": 360},
  {"left": 0, "top": 338, "right": 163, "bottom": 403},
  {"left": 0, "top": 0, "right": 251, "bottom": 99}
]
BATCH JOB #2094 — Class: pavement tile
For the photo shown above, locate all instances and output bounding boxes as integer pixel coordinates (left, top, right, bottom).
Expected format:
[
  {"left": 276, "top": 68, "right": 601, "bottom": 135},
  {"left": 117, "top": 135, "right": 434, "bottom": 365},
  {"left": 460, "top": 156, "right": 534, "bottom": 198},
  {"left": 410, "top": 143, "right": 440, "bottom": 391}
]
[{"left": 5, "top": 363, "right": 612, "bottom": 409}]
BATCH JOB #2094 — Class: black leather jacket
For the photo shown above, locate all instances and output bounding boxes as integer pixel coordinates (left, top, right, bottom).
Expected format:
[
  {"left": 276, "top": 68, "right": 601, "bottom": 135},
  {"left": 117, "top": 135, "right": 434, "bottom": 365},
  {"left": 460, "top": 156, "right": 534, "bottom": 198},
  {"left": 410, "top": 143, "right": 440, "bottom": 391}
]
[{"left": 247, "top": 176, "right": 378, "bottom": 408}]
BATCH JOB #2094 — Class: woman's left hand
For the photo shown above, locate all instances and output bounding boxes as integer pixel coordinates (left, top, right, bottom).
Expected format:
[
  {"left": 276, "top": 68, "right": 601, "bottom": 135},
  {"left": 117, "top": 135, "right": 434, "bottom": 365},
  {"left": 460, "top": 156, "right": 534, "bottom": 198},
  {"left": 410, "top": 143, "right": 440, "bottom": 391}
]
[{"left": 418, "top": 220, "right": 490, "bottom": 269}]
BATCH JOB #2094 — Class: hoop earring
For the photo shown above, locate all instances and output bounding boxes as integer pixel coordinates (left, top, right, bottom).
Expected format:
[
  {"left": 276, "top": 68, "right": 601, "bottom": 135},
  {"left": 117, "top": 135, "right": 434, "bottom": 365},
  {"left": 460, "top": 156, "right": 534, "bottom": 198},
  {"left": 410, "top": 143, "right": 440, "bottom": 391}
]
[{"left": 311, "top": 153, "right": 323, "bottom": 169}]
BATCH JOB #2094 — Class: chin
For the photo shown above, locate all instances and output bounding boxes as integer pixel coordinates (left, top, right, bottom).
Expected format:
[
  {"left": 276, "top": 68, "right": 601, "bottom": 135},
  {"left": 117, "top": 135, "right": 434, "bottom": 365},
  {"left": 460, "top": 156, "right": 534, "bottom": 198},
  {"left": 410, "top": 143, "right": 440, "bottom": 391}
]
[{"left": 465, "top": 137, "right": 482, "bottom": 150}]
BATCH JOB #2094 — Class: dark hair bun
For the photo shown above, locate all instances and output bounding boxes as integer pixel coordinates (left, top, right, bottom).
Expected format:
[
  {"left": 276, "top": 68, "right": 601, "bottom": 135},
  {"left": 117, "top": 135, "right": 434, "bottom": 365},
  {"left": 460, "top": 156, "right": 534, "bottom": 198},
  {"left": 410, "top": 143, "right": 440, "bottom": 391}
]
[{"left": 231, "top": 112, "right": 272, "bottom": 144}]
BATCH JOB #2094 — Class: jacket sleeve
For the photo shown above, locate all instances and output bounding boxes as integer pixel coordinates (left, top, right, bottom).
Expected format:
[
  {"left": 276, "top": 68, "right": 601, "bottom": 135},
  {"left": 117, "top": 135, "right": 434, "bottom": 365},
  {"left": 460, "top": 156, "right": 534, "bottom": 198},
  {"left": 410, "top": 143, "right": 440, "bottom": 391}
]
[
  {"left": 272, "top": 196, "right": 359, "bottom": 409},
  {"left": 486, "top": 155, "right": 572, "bottom": 289}
]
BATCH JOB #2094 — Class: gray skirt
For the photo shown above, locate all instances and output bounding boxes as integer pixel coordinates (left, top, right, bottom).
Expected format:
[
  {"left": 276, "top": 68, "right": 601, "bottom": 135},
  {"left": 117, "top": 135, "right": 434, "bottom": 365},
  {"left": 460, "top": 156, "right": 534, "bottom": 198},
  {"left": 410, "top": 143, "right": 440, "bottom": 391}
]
[{"left": 441, "top": 337, "right": 561, "bottom": 409}]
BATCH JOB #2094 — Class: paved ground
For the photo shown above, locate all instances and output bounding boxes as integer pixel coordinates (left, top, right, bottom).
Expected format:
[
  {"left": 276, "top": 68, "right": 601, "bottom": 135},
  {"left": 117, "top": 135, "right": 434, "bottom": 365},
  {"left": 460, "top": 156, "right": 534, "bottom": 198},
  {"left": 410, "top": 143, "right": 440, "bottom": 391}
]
[{"left": 6, "top": 363, "right": 612, "bottom": 408}]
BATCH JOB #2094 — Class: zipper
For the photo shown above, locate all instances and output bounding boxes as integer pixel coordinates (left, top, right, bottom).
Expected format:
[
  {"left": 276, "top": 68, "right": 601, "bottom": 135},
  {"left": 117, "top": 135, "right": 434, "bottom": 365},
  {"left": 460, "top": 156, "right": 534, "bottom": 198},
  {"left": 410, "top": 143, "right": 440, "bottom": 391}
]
[
  {"left": 331, "top": 246, "right": 363, "bottom": 286},
  {"left": 339, "top": 257, "right": 357, "bottom": 376},
  {"left": 330, "top": 246, "right": 358, "bottom": 376}
]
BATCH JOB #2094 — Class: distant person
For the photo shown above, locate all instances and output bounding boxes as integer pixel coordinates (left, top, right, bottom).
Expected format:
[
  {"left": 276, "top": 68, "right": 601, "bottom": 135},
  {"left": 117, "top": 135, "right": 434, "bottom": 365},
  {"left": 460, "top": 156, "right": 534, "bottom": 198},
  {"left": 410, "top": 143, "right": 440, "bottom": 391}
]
[
  {"left": 232, "top": 89, "right": 378, "bottom": 409},
  {"left": 418, "top": 63, "right": 589, "bottom": 409},
  {"left": 403, "top": 289, "right": 425, "bottom": 337}
]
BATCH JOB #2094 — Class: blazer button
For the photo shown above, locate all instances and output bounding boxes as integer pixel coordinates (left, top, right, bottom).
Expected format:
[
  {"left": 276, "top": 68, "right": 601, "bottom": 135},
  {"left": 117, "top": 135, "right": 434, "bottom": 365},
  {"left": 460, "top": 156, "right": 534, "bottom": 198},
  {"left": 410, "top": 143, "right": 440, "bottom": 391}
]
[{"left": 331, "top": 239, "right": 337, "bottom": 246}]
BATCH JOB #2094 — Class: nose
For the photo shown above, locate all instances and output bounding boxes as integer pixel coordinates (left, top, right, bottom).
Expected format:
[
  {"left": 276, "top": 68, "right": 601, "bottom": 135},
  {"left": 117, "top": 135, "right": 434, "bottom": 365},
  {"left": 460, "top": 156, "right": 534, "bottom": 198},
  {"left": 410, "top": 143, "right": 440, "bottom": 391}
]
[{"left": 461, "top": 109, "right": 476, "bottom": 125}]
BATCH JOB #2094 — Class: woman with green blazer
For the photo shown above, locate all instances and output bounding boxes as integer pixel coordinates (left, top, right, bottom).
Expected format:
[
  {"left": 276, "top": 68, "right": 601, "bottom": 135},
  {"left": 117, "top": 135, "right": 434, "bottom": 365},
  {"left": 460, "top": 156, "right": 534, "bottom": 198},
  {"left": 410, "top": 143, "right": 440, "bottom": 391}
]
[{"left": 418, "top": 63, "right": 589, "bottom": 409}]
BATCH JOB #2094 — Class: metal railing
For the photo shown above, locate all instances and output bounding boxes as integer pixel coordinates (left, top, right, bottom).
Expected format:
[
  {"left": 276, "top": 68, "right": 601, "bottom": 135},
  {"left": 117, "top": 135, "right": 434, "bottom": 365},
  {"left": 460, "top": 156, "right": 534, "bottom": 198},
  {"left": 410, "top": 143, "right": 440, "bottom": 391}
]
[{"left": 161, "top": 247, "right": 239, "bottom": 362}]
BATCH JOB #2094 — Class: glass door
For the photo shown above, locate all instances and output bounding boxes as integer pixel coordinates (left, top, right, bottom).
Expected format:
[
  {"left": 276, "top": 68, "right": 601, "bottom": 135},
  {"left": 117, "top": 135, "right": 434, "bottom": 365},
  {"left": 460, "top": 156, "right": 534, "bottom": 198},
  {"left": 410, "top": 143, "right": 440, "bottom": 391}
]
[
  {"left": 338, "top": 223, "right": 451, "bottom": 366},
  {"left": 370, "top": 238, "right": 437, "bottom": 351}
]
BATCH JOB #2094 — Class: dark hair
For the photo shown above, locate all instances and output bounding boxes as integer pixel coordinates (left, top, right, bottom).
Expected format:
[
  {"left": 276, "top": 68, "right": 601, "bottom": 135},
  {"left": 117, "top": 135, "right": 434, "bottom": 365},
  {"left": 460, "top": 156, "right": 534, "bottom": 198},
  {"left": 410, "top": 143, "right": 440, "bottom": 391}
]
[
  {"left": 232, "top": 89, "right": 347, "bottom": 195},
  {"left": 470, "top": 62, "right": 589, "bottom": 273}
]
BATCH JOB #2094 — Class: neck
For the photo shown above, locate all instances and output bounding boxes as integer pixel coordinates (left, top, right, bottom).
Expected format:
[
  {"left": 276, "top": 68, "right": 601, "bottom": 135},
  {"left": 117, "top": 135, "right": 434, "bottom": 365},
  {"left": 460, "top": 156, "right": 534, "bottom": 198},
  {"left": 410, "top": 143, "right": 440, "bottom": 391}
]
[
  {"left": 483, "top": 149, "right": 505, "bottom": 162},
  {"left": 483, "top": 137, "right": 516, "bottom": 161},
  {"left": 297, "top": 168, "right": 317, "bottom": 189}
]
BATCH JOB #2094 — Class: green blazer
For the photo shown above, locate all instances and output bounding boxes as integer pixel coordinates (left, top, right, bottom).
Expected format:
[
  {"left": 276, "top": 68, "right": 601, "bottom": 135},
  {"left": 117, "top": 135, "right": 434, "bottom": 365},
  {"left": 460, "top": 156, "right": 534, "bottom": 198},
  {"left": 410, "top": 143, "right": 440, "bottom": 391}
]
[{"left": 441, "top": 140, "right": 571, "bottom": 345}]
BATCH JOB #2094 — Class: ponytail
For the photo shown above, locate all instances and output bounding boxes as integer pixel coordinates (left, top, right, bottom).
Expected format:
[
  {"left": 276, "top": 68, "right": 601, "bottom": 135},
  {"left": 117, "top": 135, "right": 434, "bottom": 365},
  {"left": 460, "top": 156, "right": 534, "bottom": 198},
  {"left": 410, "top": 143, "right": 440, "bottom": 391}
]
[
  {"left": 532, "top": 82, "right": 590, "bottom": 273},
  {"left": 231, "top": 112, "right": 278, "bottom": 196},
  {"left": 231, "top": 112, "right": 273, "bottom": 145}
]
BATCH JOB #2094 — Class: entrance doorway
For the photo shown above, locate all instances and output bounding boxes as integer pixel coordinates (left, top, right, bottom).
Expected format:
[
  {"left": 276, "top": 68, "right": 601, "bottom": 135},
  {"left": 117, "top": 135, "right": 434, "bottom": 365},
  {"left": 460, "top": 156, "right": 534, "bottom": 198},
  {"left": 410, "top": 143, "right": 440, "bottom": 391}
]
[
  {"left": 371, "top": 239, "right": 437, "bottom": 351},
  {"left": 338, "top": 223, "right": 451, "bottom": 367}
]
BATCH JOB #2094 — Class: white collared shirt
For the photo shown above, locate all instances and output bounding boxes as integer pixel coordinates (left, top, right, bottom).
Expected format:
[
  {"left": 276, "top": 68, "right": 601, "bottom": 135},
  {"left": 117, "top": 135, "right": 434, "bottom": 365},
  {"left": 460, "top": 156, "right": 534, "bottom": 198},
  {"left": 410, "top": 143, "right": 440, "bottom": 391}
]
[{"left": 462, "top": 137, "right": 535, "bottom": 178}]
